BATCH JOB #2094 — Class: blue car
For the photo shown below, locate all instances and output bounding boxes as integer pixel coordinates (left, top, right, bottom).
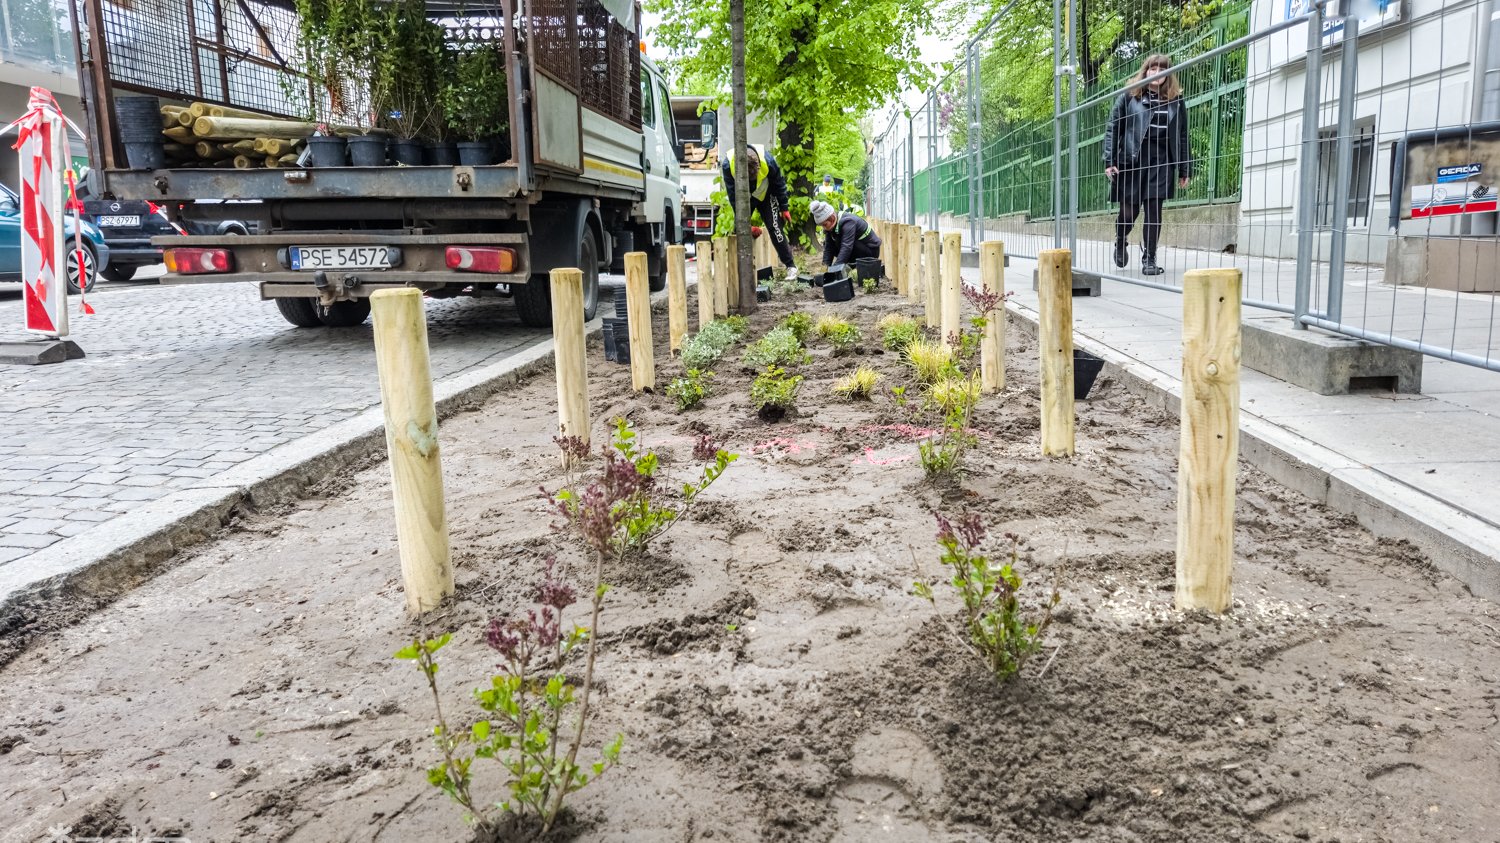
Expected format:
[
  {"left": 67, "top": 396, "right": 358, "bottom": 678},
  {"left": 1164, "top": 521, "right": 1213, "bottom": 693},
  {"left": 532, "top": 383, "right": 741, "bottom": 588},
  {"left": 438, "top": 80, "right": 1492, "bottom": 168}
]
[{"left": 0, "top": 181, "right": 111, "bottom": 294}]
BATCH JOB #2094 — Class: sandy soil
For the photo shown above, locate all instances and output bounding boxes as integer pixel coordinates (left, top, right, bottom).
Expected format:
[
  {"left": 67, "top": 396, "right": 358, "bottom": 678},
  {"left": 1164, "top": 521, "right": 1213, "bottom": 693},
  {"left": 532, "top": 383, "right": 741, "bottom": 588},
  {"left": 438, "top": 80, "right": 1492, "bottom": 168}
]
[{"left": 1, "top": 287, "right": 1497, "bottom": 843}]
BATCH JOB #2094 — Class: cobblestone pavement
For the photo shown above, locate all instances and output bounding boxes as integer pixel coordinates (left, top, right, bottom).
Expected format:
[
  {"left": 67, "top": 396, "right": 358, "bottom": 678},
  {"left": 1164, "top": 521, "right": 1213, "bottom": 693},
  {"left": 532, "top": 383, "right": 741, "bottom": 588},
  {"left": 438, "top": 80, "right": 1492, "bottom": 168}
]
[{"left": 0, "top": 281, "right": 549, "bottom": 571}]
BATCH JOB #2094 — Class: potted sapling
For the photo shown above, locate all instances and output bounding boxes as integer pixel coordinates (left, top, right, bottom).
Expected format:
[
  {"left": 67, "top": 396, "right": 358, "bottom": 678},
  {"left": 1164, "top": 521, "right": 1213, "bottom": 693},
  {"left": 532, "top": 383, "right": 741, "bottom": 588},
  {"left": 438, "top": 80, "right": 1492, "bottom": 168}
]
[{"left": 443, "top": 42, "right": 508, "bottom": 166}]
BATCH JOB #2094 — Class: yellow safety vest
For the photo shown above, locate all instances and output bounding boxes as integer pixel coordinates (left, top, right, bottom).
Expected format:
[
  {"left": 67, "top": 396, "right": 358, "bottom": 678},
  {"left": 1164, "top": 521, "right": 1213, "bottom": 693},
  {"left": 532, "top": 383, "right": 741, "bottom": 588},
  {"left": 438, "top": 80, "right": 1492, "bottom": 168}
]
[{"left": 725, "top": 144, "right": 771, "bottom": 201}]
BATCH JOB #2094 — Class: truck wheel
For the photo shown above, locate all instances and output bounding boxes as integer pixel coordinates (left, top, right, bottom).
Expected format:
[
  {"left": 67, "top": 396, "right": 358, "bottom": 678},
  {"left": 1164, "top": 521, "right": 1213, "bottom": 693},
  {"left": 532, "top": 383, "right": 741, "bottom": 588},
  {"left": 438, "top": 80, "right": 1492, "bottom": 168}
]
[
  {"left": 515, "top": 229, "right": 599, "bottom": 327},
  {"left": 317, "top": 299, "right": 372, "bottom": 327},
  {"left": 103, "top": 264, "right": 137, "bottom": 283},
  {"left": 275, "top": 297, "right": 324, "bottom": 328}
]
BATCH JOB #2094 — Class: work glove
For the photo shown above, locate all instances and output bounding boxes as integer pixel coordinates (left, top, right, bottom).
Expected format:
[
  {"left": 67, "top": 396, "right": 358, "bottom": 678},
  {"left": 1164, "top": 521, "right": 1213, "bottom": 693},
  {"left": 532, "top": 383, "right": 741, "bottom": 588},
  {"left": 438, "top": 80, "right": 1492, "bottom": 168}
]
[
  {"left": 750, "top": 225, "right": 763, "bottom": 238},
  {"left": 781, "top": 210, "right": 792, "bottom": 224}
]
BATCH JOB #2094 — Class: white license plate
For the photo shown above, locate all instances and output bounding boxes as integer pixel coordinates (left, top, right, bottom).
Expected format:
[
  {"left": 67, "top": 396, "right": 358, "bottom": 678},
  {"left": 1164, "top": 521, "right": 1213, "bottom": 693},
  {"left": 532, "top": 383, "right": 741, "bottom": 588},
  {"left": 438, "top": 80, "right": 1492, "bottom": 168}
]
[
  {"left": 98, "top": 215, "right": 141, "bottom": 227},
  {"left": 290, "top": 246, "right": 392, "bottom": 271}
]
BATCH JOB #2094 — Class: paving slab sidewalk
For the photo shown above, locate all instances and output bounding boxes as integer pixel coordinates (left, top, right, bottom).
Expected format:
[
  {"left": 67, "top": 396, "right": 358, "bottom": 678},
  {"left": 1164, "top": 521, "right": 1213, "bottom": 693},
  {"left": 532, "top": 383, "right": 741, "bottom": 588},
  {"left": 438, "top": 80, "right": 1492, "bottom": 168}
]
[{"left": 964, "top": 256, "right": 1500, "bottom": 600}]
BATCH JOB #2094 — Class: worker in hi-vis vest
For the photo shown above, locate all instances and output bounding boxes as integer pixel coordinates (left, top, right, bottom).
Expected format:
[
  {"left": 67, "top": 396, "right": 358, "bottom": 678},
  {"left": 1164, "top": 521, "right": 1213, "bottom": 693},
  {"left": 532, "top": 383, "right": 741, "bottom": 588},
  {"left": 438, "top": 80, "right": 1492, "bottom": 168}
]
[
  {"left": 810, "top": 200, "right": 881, "bottom": 270},
  {"left": 721, "top": 144, "right": 798, "bottom": 281}
]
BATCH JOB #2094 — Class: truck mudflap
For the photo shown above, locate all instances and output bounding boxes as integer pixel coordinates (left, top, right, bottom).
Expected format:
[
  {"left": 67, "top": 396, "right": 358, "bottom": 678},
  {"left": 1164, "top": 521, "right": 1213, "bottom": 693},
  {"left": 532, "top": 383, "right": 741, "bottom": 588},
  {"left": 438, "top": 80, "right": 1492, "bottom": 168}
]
[{"left": 150, "top": 232, "right": 530, "bottom": 302}]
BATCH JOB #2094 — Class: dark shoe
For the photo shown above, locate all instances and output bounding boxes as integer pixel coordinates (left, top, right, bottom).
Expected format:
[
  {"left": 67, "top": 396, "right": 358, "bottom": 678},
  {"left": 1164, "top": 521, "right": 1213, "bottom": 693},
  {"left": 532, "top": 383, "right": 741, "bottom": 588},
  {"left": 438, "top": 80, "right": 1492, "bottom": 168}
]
[
  {"left": 1142, "top": 257, "right": 1164, "bottom": 276},
  {"left": 1113, "top": 240, "right": 1128, "bottom": 268}
]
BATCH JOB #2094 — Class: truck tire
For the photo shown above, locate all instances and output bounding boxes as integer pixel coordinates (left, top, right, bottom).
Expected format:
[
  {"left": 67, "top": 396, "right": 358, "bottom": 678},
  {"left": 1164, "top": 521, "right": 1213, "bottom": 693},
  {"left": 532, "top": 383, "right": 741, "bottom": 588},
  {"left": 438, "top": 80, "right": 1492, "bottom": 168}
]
[
  {"left": 516, "top": 228, "right": 599, "bottom": 327},
  {"left": 276, "top": 297, "right": 324, "bottom": 328},
  {"left": 317, "top": 299, "right": 372, "bottom": 327}
]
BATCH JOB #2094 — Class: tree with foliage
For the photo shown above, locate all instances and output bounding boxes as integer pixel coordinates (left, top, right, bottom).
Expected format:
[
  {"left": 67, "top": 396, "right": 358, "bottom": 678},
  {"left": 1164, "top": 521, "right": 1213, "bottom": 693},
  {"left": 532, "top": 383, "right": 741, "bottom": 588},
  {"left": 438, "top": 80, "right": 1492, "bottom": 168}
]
[{"left": 648, "top": 0, "right": 933, "bottom": 237}]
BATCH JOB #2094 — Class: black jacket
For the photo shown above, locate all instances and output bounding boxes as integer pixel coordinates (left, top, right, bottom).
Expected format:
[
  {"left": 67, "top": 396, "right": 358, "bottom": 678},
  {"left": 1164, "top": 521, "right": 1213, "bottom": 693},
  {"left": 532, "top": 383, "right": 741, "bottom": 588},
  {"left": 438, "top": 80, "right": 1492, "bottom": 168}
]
[
  {"left": 822, "top": 212, "right": 880, "bottom": 267},
  {"left": 722, "top": 147, "right": 789, "bottom": 208},
  {"left": 1102, "top": 92, "right": 1192, "bottom": 177}
]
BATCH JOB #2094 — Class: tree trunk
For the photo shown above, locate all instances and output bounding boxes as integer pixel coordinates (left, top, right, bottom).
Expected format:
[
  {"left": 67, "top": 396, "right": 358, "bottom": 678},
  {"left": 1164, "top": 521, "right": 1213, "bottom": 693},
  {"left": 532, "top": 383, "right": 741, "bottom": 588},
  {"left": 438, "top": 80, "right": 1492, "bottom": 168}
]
[
  {"left": 730, "top": 0, "right": 757, "bottom": 314},
  {"left": 779, "top": 118, "right": 816, "bottom": 243}
]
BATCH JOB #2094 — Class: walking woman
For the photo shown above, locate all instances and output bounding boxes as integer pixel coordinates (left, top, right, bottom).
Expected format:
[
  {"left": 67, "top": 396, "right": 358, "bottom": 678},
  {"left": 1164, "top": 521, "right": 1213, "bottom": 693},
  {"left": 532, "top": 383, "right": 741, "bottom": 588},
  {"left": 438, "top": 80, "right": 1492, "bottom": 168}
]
[{"left": 1103, "top": 54, "right": 1191, "bottom": 276}]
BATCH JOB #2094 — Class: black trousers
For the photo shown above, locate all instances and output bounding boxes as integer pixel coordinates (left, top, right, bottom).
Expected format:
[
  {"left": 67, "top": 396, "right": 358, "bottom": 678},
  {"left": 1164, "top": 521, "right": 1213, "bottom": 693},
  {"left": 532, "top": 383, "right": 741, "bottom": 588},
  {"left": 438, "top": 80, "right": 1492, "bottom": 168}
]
[
  {"left": 752, "top": 194, "right": 796, "bottom": 268},
  {"left": 1116, "top": 197, "right": 1164, "bottom": 259}
]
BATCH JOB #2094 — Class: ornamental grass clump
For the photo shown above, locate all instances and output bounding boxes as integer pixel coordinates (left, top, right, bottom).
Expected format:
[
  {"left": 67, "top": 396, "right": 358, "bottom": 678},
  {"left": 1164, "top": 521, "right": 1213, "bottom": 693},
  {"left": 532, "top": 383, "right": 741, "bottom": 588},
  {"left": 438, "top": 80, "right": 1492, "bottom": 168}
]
[
  {"left": 913, "top": 512, "right": 1061, "bottom": 683},
  {"left": 832, "top": 366, "right": 881, "bottom": 400},
  {"left": 905, "top": 339, "right": 954, "bottom": 384},
  {"left": 815, "top": 315, "right": 862, "bottom": 355}
]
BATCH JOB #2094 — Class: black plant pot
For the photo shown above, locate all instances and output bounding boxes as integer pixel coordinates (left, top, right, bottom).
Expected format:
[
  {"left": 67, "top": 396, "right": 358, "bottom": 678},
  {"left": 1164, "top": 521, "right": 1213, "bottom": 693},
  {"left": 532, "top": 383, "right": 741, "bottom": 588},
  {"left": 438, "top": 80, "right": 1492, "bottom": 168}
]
[
  {"left": 1074, "top": 349, "right": 1105, "bottom": 400},
  {"left": 347, "top": 135, "right": 388, "bottom": 166},
  {"left": 823, "top": 277, "right": 854, "bottom": 302},
  {"left": 756, "top": 284, "right": 771, "bottom": 302},
  {"left": 602, "top": 319, "right": 618, "bottom": 361},
  {"left": 457, "top": 141, "right": 496, "bottom": 166},
  {"left": 306, "top": 135, "right": 348, "bottom": 167},
  {"left": 389, "top": 138, "right": 424, "bottom": 166},
  {"left": 424, "top": 142, "right": 459, "bottom": 166},
  {"left": 856, "top": 257, "right": 883, "bottom": 284}
]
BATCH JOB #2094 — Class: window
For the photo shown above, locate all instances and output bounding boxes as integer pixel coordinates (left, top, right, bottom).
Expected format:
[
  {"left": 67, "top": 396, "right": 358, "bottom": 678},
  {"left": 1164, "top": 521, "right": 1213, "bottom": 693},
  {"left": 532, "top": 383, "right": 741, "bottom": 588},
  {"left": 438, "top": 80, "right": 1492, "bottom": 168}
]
[
  {"left": 640, "top": 74, "right": 656, "bottom": 128},
  {"left": 1314, "top": 121, "right": 1375, "bottom": 228},
  {"left": 657, "top": 82, "right": 676, "bottom": 146}
]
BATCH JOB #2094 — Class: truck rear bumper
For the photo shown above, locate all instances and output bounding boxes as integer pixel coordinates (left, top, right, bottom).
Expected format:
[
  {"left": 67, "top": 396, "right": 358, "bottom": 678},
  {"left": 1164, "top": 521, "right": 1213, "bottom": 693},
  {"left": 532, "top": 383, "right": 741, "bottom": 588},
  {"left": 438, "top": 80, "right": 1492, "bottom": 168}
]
[{"left": 108, "top": 165, "right": 524, "bottom": 202}]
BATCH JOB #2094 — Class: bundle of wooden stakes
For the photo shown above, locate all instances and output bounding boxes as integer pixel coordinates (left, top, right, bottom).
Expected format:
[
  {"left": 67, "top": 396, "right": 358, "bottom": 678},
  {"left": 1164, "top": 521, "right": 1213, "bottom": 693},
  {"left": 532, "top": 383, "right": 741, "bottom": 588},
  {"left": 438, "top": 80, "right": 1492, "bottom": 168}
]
[{"left": 157, "top": 103, "right": 388, "bottom": 169}]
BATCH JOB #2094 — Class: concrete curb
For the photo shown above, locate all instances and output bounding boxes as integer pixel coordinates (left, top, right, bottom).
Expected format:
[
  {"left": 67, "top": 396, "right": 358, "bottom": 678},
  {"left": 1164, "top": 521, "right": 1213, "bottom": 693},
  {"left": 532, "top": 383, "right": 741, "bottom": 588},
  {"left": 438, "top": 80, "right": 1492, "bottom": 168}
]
[
  {"left": 1005, "top": 300, "right": 1500, "bottom": 602},
  {"left": 0, "top": 287, "right": 674, "bottom": 627}
]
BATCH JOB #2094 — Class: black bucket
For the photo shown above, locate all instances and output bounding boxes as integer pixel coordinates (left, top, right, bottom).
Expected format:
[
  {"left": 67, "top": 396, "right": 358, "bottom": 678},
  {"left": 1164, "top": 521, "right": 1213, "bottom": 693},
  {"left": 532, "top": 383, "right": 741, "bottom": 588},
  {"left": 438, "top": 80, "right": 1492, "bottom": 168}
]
[
  {"left": 389, "top": 139, "right": 424, "bottom": 166},
  {"left": 823, "top": 277, "right": 854, "bottom": 303},
  {"left": 856, "top": 257, "right": 883, "bottom": 282},
  {"left": 457, "top": 141, "right": 496, "bottom": 166},
  {"left": 1074, "top": 349, "right": 1105, "bottom": 399},
  {"left": 123, "top": 140, "right": 165, "bottom": 171},
  {"left": 306, "top": 135, "right": 348, "bottom": 167},
  {"left": 347, "top": 135, "right": 387, "bottom": 166},
  {"left": 424, "top": 141, "right": 459, "bottom": 166}
]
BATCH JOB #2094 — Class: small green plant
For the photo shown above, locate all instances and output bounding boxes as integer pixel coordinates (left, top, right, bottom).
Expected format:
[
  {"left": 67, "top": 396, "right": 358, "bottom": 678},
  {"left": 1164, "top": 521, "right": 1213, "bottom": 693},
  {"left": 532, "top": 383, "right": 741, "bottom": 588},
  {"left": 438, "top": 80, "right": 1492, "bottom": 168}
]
[
  {"left": 666, "top": 369, "right": 713, "bottom": 410},
  {"left": 723, "top": 314, "right": 750, "bottom": 340},
  {"left": 913, "top": 513, "right": 1060, "bottom": 682},
  {"left": 905, "top": 339, "right": 954, "bottom": 384},
  {"left": 862, "top": 275, "right": 879, "bottom": 293},
  {"left": 814, "top": 314, "right": 849, "bottom": 338},
  {"left": 681, "top": 320, "right": 739, "bottom": 369},
  {"left": 832, "top": 366, "right": 881, "bottom": 400},
  {"left": 742, "top": 326, "right": 809, "bottom": 369},
  {"left": 919, "top": 372, "right": 980, "bottom": 479},
  {"left": 778, "top": 311, "right": 813, "bottom": 342},
  {"left": 827, "top": 322, "right": 862, "bottom": 354},
  {"left": 751, "top": 365, "right": 803, "bottom": 420},
  {"left": 880, "top": 315, "right": 922, "bottom": 353},
  {"left": 397, "top": 556, "right": 622, "bottom": 836}
]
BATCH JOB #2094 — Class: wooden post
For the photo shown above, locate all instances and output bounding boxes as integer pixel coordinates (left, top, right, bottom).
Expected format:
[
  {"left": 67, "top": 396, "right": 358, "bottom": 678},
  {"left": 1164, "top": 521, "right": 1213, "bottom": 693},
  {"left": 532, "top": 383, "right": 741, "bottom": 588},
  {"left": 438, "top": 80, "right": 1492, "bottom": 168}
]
[
  {"left": 1037, "top": 248, "right": 1075, "bottom": 457},
  {"left": 624, "top": 251, "right": 655, "bottom": 391},
  {"left": 1177, "top": 268, "right": 1242, "bottom": 614},
  {"left": 711, "top": 236, "right": 730, "bottom": 318},
  {"left": 697, "top": 240, "right": 716, "bottom": 328},
  {"left": 724, "top": 234, "right": 742, "bottom": 312},
  {"left": 550, "top": 268, "right": 591, "bottom": 461},
  {"left": 924, "top": 230, "right": 940, "bottom": 328},
  {"left": 979, "top": 241, "right": 1006, "bottom": 393},
  {"left": 890, "top": 224, "right": 906, "bottom": 296},
  {"left": 667, "top": 245, "right": 688, "bottom": 354},
  {"left": 906, "top": 226, "right": 923, "bottom": 303},
  {"left": 941, "top": 232, "right": 962, "bottom": 344},
  {"left": 370, "top": 288, "right": 453, "bottom": 615}
]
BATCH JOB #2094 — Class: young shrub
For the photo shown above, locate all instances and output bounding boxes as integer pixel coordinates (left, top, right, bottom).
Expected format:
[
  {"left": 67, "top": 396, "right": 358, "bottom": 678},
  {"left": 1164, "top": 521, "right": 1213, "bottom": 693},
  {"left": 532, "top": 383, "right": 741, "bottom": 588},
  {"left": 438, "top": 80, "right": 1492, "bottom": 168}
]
[
  {"left": 913, "top": 513, "right": 1060, "bottom": 682},
  {"left": 919, "top": 371, "right": 980, "bottom": 478},
  {"left": 826, "top": 322, "right": 862, "bottom": 355},
  {"left": 927, "top": 372, "right": 980, "bottom": 414},
  {"left": 751, "top": 365, "right": 803, "bottom": 421},
  {"left": 742, "top": 326, "right": 810, "bottom": 369},
  {"left": 814, "top": 314, "right": 850, "bottom": 339},
  {"left": 832, "top": 366, "right": 882, "bottom": 400},
  {"left": 905, "top": 338, "right": 954, "bottom": 384},
  {"left": 880, "top": 315, "right": 922, "bottom": 353},
  {"left": 666, "top": 368, "right": 713, "bottom": 410},
  {"left": 723, "top": 314, "right": 750, "bottom": 340},
  {"left": 681, "top": 320, "right": 737, "bottom": 369},
  {"left": 778, "top": 311, "right": 813, "bottom": 343}
]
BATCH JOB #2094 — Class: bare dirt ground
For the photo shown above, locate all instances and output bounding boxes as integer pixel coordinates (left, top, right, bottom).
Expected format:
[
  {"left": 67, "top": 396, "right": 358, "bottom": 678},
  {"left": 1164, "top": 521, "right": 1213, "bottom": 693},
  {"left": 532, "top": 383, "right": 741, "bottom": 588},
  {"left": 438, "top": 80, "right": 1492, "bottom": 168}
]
[{"left": 1, "top": 286, "right": 1498, "bottom": 843}]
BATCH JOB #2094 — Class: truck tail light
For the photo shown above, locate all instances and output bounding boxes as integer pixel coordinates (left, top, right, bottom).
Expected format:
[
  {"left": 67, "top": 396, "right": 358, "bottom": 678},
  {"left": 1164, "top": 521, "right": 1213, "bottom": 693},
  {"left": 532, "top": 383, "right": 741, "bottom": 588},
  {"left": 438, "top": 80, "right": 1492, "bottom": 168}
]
[
  {"left": 445, "top": 246, "right": 516, "bottom": 274},
  {"left": 693, "top": 218, "right": 712, "bottom": 230},
  {"left": 165, "top": 247, "right": 233, "bottom": 275}
]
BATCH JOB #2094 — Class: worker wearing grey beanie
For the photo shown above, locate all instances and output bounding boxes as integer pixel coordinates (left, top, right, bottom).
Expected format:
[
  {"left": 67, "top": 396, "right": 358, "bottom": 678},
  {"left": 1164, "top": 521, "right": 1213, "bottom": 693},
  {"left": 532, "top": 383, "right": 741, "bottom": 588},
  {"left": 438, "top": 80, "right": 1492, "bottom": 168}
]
[{"left": 814, "top": 200, "right": 881, "bottom": 272}]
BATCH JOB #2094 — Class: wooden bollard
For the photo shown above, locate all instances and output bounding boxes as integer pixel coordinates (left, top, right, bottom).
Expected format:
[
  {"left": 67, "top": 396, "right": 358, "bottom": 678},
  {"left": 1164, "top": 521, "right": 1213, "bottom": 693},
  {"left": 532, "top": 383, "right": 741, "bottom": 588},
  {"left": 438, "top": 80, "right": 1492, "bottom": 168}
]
[
  {"left": 1177, "top": 268, "right": 1242, "bottom": 613},
  {"left": 924, "top": 230, "right": 940, "bottom": 328},
  {"left": 906, "top": 226, "right": 923, "bottom": 303},
  {"left": 891, "top": 224, "right": 906, "bottom": 296},
  {"left": 724, "top": 234, "right": 742, "bottom": 312},
  {"left": 624, "top": 251, "right": 655, "bottom": 391},
  {"left": 980, "top": 241, "right": 1006, "bottom": 393},
  {"left": 1037, "top": 248, "right": 1075, "bottom": 457},
  {"left": 711, "top": 237, "right": 730, "bottom": 318},
  {"left": 941, "top": 232, "right": 962, "bottom": 344},
  {"left": 550, "top": 268, "right": 591, "bottom": 461},
  {"left": 370, "top": 288, "right": 453, "bottom": 614},
  {"left": 697, "top": 240, "right": 716, "bottom": 328},
  {"left": 667, "top": 244, "right": 688, "bottom": 354}
]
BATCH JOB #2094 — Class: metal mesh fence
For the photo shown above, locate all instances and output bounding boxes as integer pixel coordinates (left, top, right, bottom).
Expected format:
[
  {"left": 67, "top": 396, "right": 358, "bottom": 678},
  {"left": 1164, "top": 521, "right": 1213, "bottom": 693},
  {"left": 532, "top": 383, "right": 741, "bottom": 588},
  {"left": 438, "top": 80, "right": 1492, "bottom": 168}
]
[{"left": 871, "top": 0, "right": 1500, "bottom": 371}]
